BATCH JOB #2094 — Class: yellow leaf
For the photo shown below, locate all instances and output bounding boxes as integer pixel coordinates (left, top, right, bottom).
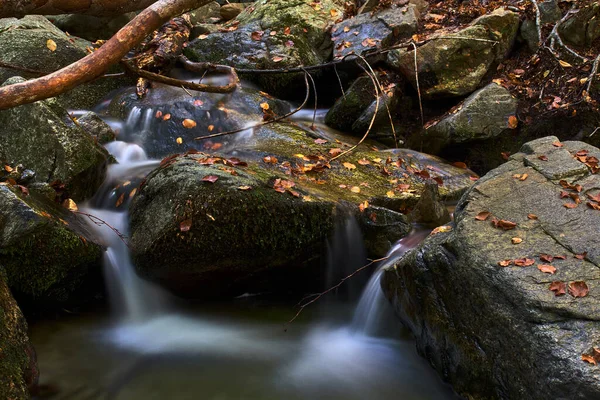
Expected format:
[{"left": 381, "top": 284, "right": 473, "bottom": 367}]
[
  {"left": 62, "top": 198, "right": 78, "bottom": 211},
  {"left": 343, "top": 162, "right": 356, "bottom": 170},
  {"left": 386, "top": 191, "right": 395, "bottom": 198},
  {"left": 543, "top": 70, "right": 550, "bottom": 78},
  {"left": 350, "top": 186, "right": 361, "bottom": 193},
  {"left": 176, "top": 137, "right": 183, "bottom": 144},
  {"left": 260, "top": 102, "right": 269, "bottom": 110},
  {"left": 46, "top": 39, "right": 57, "bottom": 51},
  {"left": 182, "top": 119, "right": 196, "bottom": 129},
  {"left": 558, "top": 60, "right": 572, "bottom": 68}
]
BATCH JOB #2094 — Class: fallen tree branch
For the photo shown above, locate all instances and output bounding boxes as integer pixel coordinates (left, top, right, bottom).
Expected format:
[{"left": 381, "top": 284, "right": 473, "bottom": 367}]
[
  {"left": 0, "top": 0, "right": 160, "bottom": 18},
  {"left": 0, "top": 0, "right": 213, "bottom": 110},
  {"left": 73, "top": 211, "right": 129, "bottom": 247},
  {"left": 287, "top": 255, "right": 389, "bottom": 325}
]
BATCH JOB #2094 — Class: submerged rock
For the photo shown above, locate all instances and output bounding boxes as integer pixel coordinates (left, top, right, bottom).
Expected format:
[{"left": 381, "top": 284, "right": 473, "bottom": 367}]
[
  {"left": 0, "top": 185, "right": 104, "bottom": 307},
  {"left": 387, "top": 8, "right": 519, "bottom": 98},
  {"left": 418, "top": 82, "right": 518, "bottom": 154},
  {"left": 382, "top": 136, "right": 600, "bottom": 399},
  {"left": 0, "top": 16, "right": 132, "bottom": 109},
  {"left": 0, "top": 77, "right": 109, "bottom": 201},
  {"left": 129, "top": 119, "right": 475, "bottom": 298},
  {"left": 0, "top": 270, "right": 38, "bottom": 399}
]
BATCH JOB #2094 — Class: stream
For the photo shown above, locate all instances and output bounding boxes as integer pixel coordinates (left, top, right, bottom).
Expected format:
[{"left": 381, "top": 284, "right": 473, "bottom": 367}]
[{"left": 29, "top": 89, "right": 458, "bottom": 400}]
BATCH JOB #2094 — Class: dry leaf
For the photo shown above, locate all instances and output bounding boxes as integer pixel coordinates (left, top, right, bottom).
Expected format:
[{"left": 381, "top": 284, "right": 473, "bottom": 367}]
[
  {"left": 558, "top": 60, "right": 572, "bottom": 68},
  {"left": 202, "top": 175, "right": 219, "bottom": 183},
  {"left": 176, "top": 137, "right": 183, "bottom": 144},
  {"left": 511, "top": 237, "right": 523, "bottom": 244},
  {"left": 549, "top": 281, "right": 566, "bottom": 296},
  {"left": 343, "top": 162, "right": 356, "bottom": 170},
  {"left": 508, "top": 115, "right": 518, "bottom": 129},
  {"left": 62, "top": 198, "right": 78, "bottom": 211},
  {"left": 537, "top": 264, "right": 556, "bottom": 274},
  {"left": 568, "top": 281, "right": 589, "bottom": 298},
  {"left": 46, "top": 39, "right": 57, "bottom": 51},
  {"left": 180, "top": 218, "right": 192, "bottom": 232},
  {"left": 350, "top": 186, "right": 361, "bottom": 193},
  {"left": 475, "top": 211, "right": 491, "bottom": 221}
]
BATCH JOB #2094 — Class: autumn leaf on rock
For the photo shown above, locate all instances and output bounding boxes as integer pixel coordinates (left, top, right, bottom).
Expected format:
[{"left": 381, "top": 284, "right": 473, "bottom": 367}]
[
  {"left": 350, "top": 186, "right": 361, "bottom": 193},
  {"left": 514, "top": 258, "right": 535, "bottom": 266},
  {"left": 537, "top": 264, "right": 556, "bottom": 274},
  {"left": 549, "top": 281, "right": 566, "bottom": 296},
  {"left": 202, "top": 175, "right": 219, "bottom": 183},
  {"left": 431, "top": 225, "right": 452, "bottom": 235},
  {"left": 498, "top": 259, "right": 513, "bottom": 267},
  {"left": 538, "top": 155, "right": 548, "bottom": 161},
  {"left": 62, "top": 198, "right": 78, "bottom": 212},
  {"left": 343, "top": 162, "right": 356, "bottom": 170},
  {"left": 263, "top": 156, "right": 278, "bottom": 164},
  {"left": 492, "top": 219, "right": 517, "bottom": 230},
  {"left": 582, "top": 354, "right": 597, "bottom": 365},
  {"left": 251, "top": 30, "right": 264, "bottom": 41},
  {"left": 563, "top": 202, "right": 578, "bottom": 209},
  {"left": 508, "top": 115, "right": 518, "bottom": 129},
  {"left": 575, "top": 252, "right": 588, "bottom": 260},
  {"left": 527, "top": 213, "right": 538, "bottom": 220},
  {"left": 552, "top": 141, "right": 564, "bottom": 147},
  {"left": 475, "top": 211, "right": 491, "bottom": 221},
  {"left": 237, "top": 186, "right": 252, "bottom": 191},
  {"left": 452, "top": 161, "right": 468, "bottom": 169},
  {"left": 568, "top": 281, "right": 589, "bottom": 298},
  {"left": 182, "top": 119, "right": 196, "bottom": 128},
  {"left": 358, "top": 158, "right": 371, "bottom": 165},
  {"left": 359, "top": 201, "right": 369, "bottom": 212},
  {"left": 180, "top": 218, "right": 192, "bottom": 232},
  {"left": 314, "top": 138, "right": 328, "bottom": 144},
  {"left": 511, "top": 237, "right": 523, "bottom": 244},
  {"left": 540, "top": 254, "right": 554, "bottom": 263},
  {"left": 46, "top": 39, "right": 57, "bottom": 51}
]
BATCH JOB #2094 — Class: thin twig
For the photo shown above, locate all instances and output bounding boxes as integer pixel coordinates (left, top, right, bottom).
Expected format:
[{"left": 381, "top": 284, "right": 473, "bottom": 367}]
[
  {"left": 287, "top": 256, "right": 389, "bottom": 325},
  {"left": 303, "top": 68, "right": 318, "bottom": 130},
  {"left": 411, "top": 42, "right": 424, "bottom": 127},
  {"left": 529, "top": 0, "right": 543, "bottom": 47},
  {"left": 586, "top": 54, "right": 600, "bottom": 94},
  {"left": 74, "top": 211, "right": 129, "bottom": 248},
  {"left": 0, "top": 61, "right": 47, "bottom": 76},
  {"left": 194, "top": 72, "right": 311, "bottom": 140},
  {"left": 330, "top": 55, "right": 380, "bottom": 161},
  {"left": 334, "top": 64, "right": 346, "bottom": 99}
]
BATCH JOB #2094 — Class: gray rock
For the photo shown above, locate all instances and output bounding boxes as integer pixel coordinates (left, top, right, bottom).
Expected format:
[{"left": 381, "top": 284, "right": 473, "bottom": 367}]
[
  {"left": 408, "top": 182, "right": 451, "bottom": 226},
  {"left": 520, "top": 0, "right": 561, "bottom": 51},
  {"left": 187, "top": 1, "right": 221, "bottom": 24},
  {"left": 0, "top": 270, "right": 38, "bottom": 399},
  {"left": 76, "top": 112, "right": 117, "bottom": 145},
  {"left": 331, "top": 4, "right": 419, "bottom": 59},
  {"left": 382, "top": 136, "right": 600, "bottom": 399},
  {"left": 0, "top": 16, "right": 133, "bottom": 109},
  {"left": 420, "top": 83, "right": 518, "bottom": 154},
  {"left": 387, "top": 8, "right": 519, "bottom": 98},
  {"left": 220, "top": 3, "right": 247, "bottom": 21},
  {"left": 559, "top": 3, "right": 600, "bottom": 47},
  {"left": 47, "top": 12, "right": 135, "bottom": 41},
  {"left": 0, "top": 77, "right": 109, "bottom": 201}
]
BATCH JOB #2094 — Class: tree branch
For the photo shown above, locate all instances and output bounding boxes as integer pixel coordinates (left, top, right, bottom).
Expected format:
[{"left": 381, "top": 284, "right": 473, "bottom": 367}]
[
  {"left": 0, "top": 0, "right": 160, "bottom": 18},
  {"left": 0, "top": 0, "right": 212, "bottom": 110}
]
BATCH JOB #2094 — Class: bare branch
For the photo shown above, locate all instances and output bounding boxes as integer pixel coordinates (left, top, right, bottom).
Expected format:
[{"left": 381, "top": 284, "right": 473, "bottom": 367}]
[
  {"left": 0, "top": 0, "right": 160, "bottom": 18},
  {"left": 586, "top": 54, "right": 600, "bottom": 95}
]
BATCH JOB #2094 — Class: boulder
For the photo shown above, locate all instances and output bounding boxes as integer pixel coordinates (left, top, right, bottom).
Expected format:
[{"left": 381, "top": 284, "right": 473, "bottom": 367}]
[
  {"left": 382, "top": 136, "right": 600, "bottom": 399},
  {"left": 559, "top": 3, "right": 600, "bottom": 47},
  {"left": 520, "top": 0, "right": 561, "bottom": 51},
  {"left": 0, "top": 184, "right": 104, "bottom": 306},
  {"left": 76, "top": 112, "right": 117, "bottom": 145},
  {"left": 129, "top": 121, "right": 475, "bottom": 298},
  {"left": 0, "top": 77, "right": 109, "bottom": 201},
  {"left": 187, "top": 1, "right": 221, "bottom": 24},
  {"left": 0, "top": 16, "right": 132, "bottom": 109},
  {"left": 418, "top": 82, "right": 518, "bottom": 154},
  {"left": 331, "top": 4, "right": 419, "bottom": 59},
  {"left": 387, "top": 8, "right": 519, "bottom": 98},
  {"left": 0, "top": 270, "right": 38, "bottom": 399},
  {"left": 184, "top": 0, "right": 346, "bottom": 97},
  {"left": 47, "top": 12, "right": 135, "bottom": 41},
  {"left": 220, "top": 3, "right": 247, "bottom": 21}
]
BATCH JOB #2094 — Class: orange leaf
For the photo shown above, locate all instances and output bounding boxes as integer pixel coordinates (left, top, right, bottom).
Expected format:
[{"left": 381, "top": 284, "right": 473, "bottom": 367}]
[
  {"left": 568, "top": 281, "right": 589, "bottom": 298},
  {"left": 508, "top": 115, "right": 518, "bottom": 129},
  {"left": 549, "top": 281, "right": 566, "bottom": 296},
  {"left": 537, "top": 264, "right": 556, "bottom": 274},
  {"left": 180, "top": 218, "right": 192, "bottom": 232},
  {"left": 475, "top": 211, "right": 491, "bottom": 221}
]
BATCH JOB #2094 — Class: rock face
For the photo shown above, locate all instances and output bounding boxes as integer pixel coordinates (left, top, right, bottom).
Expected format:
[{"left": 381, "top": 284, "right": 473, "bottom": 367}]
[
  {"left": 0, "top": 16, "right": 131, "bottom": 109},
  {"left": 129, "top": 121, "right": 476, "bottom": 298},
  {"left": 0, "top": 185, "right": 104, "bottom": 306},
  {"left": 387, "top": 8, "right": 519, "bottom": 98},
  {"left": 559, "top": 3, "right": 600, "bottom": 47},
  {"left": 419, "top": 83, "right": 518, "bottom": 154},
  {"left": 0, "top": 77, "right": 109, "bottom": 201},
  {"left": 382, "top": 136, "right": 600, "bottom": 399},
  {"left": 184, "top": 0, "right": 346, "bottom": 97},
  {"left": 47, "top": 12, "right": 135, "bottom": 41},
  {"left": 331, "top": 4, "right": 419, "bottom": 59},
  {"left": 0, "top": 270, "right": 38, "bottom": 399}
]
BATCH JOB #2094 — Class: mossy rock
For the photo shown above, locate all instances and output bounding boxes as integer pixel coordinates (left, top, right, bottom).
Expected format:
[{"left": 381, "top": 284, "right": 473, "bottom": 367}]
[
  {"left": 0, "top": 185, "right": 104, "bottom": 307},
  {"left": 0, "top": 16, "right": 133, "bottom": 109},
  {"left": 0, "top": 270, "right": 38, "bottom": 400},
  {"left": 382, "top": 136, "right": 600, "bottom": 399},
  {"left": 0, "top": 77, "right": 109, "bottom": 201},
  {"left": 387, "top": 8, "right": 519, "bottom": 98},
  {"left": 129, "top": 120, "right": 475, "bottom": 298}
]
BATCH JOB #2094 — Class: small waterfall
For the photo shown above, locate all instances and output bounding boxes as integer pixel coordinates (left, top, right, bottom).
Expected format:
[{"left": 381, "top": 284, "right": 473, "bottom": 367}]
[{"left": 351, "top": 227, "right": 430, "bottom": 337}]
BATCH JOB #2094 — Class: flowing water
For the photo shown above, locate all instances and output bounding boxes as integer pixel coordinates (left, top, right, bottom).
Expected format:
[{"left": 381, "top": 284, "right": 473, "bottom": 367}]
[{"left": 29, "top": 90, "right": 458, "bottom": 399}]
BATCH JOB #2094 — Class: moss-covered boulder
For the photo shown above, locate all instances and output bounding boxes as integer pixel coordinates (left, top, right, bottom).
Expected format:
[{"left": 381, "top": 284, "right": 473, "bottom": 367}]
[
  {"left": 129, "top": 119, "right": 475, "bottom": 298},
  {"left": 0, "top": 77, "right": 109, "bottom": 201},
  {"left": 0, "top": 270, "right": 38, "bottom": 399},
  {"left": 0, "top": 16, "right": 132, "bottom": 109},
  {"left": 417, "top": 82, "right": 518, "bottom": 154},
  {"left": 107, "top": 84, "right": 291, "bottom": 158},
  {"left": 382, "top": 136, "right": 600, "bottom": 399},
  {"left": 0, "top": 184, "right": 104, "bottom": 307},
  {"left": 184, "top": 0, "right": 346, "bottom": 97},
  {"left": 387, "top": 8, "right": 519, "bottom": 98}
]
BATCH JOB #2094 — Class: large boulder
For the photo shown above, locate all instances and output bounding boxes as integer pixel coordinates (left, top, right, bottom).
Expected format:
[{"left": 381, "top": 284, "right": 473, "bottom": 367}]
[
  {"left": 382, "top": 136, "right": 600, "bottom": 399},
  {"left": 418, "top": 82, "right": 518, "bottom": 154},
  {"left": 0, "top": 16, "right": 132, "bottom": 109},
  {"left": 559, "top": 3, "right": 600, "bottom": 48},
  {"left": 47, "top": 12, "right": 135, "bottom": 41},
  {"left": 129, "top": 121, "right": 475, "bottom": 298},
  {"left": 0, "top": 184, "right": 104, "bottom": 307},
  {"left": 0, "top": 270, "right": 38, "bottom": 399},
  {"left": 387, "top": 8, "right": 519, "bottom": 98},
  {"left": 184, "top": 0, "right": 346, "bottom": 97},
  {"left": 0, "top": 77, "right": 109, "bottom": 201}
]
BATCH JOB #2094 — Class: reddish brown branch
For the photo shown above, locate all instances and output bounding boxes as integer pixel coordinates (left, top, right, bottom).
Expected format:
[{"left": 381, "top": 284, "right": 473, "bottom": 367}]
[
  {"left": 0, "top": 0, "right": 212, "bottom": 110},
  {"left": 73, "top": 211, "right": 129, "bottom": 247}
]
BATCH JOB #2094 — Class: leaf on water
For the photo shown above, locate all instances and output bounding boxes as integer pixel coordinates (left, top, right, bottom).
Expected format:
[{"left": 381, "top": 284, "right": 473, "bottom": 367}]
[
  {"left": 180, "top": 218, "right": 192, "bottom": 232},
  {"left": 202, "top": 175, "right": 219, "bottom": 183},
  {"left": 162, "top": 113, "right": 171, "bottom": 121},
  {"left": 568, "top": 281, "right": 589, "bottom": 298},
  {"left": 537, "top": 264, "right": 556, "bottom": 274},
  {"left": 475, "top": 211, "right": 491, "bottom": 221},
  {"left": 46, "top": 39, "right": 57, "bottom": 51},
  {"left": 549, "top": 281, "right": 566, "bottom": 296},
  {"left": 343, "top": 162, "right": 356, "bottom": 170}
]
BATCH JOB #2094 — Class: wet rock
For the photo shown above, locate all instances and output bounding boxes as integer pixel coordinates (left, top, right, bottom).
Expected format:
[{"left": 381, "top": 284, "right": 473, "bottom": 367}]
[
  {"left": 408, "top": 182, "right": 450, "bottom": 226},
  {"left": 220, "top": 3, "right": 247, "bottom": 21},
  {"left": 76, "top": 112, "right": 117, "bottom": 145},
  {"left": 387, "top": 8, "right": 519, "bottom": 98},
  {"left": 559, "top": 3, "right": 600, "bottom": 47},
  {"left": 0, "top": 16, "right": 132, "bottom": 109},
  {"left": 382, "top": 136, "right": 600, "bottom": 399},
  {"left": 0, "top": 77, "right": 109, "bottom": 201},
  {"left": 187, "top": 1, "right": 221, "bottom": 24},
  {"left": 418, "top": 83, "right": 518, "bottom": 154},
  {"left": 129, "top": 121, "right": 475, "bottom": 298},
  {"left": 184, "top": 0, "right": 346, "bottom": 97},
  {"left": 47, "top": 12, "right": 135, "bottom": 41},
  {"left": 107, "top": 84, "right": 291, "bottom": 158},
  {"left": 0, "top": 269, "right": 38, "bottom": 399},
  {"left": 0, "top": 185, "right": 104, "bottom": 307},
  {"left": 331, "top": 4, "right": 419, "bottom": 59}
]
